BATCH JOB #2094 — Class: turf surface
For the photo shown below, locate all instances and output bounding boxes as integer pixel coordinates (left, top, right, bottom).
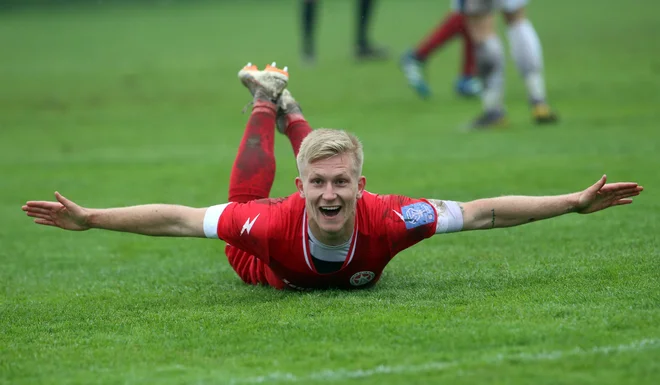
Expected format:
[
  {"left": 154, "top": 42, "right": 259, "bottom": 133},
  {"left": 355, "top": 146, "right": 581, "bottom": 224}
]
[{"left": 1, "top": 0, "right": 659, "bottom": 384}]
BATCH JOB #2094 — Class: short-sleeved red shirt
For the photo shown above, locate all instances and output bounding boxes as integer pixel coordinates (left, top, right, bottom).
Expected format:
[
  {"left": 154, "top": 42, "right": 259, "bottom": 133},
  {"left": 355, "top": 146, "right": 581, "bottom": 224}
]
[{"left": 207, "top": 191, "right": 438, "bottom": 290}]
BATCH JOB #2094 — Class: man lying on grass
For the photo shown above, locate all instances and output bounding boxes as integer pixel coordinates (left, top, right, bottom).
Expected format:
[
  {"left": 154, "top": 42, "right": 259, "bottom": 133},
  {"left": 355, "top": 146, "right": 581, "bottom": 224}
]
[{"left": 22, "top": 63, "right": 644, "bottom": 290}]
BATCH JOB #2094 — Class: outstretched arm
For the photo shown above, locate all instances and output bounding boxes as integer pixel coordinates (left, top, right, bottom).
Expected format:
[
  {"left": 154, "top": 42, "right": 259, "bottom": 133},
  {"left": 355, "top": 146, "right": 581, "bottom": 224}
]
[
  {"left": 460, "top": 175, "right": 643, "bottom": 231},
  {"left": 22, "top": 192, "right": 208, "bottom": 237}
]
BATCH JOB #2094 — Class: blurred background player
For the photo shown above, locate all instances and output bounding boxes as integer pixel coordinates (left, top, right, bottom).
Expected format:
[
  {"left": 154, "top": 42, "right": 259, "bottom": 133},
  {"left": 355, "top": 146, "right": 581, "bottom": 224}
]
[
  {"left": 400, "top": 12, "right": 482, "bottom": 98},
  {"left": 401, "top": 0, "right": 558, "bottom": 127},
  {"left": 462, "top": 0, "right": 558, "bottom": 127},
  {"left": 301, "top": 0, "right": 388, "bottom": 63}
]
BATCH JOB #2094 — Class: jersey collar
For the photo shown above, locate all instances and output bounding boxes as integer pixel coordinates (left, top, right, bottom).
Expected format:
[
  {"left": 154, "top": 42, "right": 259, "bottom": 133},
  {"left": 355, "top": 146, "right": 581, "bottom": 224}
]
[{"left": 301, "top": 209, "right": 359, "bottom": 274}]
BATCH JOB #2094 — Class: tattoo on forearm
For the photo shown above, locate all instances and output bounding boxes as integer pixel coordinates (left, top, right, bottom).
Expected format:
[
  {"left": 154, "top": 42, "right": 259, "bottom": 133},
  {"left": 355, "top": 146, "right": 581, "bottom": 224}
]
[
  {"left": 528, "top": 218, "right": 536, "bottom": 222},
  {"left": 491, "top": 209, "right": 495, "bottom": 228},
  {"left": 459, "top": 204, "right": 465, "bottom": 216}
]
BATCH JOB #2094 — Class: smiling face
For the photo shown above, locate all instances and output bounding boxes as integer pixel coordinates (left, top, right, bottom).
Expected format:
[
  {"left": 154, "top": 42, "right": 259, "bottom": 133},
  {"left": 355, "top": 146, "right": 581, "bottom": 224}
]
[{"left": 295, "top": 153, "right": 366, "bottom": 246}]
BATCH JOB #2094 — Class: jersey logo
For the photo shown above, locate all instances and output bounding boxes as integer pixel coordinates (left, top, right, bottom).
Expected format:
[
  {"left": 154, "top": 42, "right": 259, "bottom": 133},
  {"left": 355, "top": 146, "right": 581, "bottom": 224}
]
[
  {"left": 400, "top": 202, "right": 436, "bottom": 229},
  {"left": 350, "top": 271, "right": 375, "bottom": 286},
  {"left": 240, "top": 214, "right": 260, "bottom": 236}
]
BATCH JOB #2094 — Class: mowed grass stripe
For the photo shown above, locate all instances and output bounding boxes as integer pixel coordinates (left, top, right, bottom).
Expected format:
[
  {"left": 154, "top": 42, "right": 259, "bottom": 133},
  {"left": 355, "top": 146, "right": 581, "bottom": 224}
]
[{"left": 230, "top": 338, "right": 660, "bottom": 384}]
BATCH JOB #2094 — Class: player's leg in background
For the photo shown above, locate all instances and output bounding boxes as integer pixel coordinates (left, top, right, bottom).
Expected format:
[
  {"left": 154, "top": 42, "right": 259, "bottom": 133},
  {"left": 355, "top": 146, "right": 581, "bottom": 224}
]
[
  {"left": 502, "top": 2, "right": 558, "bottom": 124},
  {"left": 355, "top": 0, "right": 388, "bottom": 60},
  {"left": 276, "top": 90, "right": 313, "bottom": 157},
  {"left": 463, "top": 0, "right": 507, "bottom": 129},
  {"left": 455, "top": 16, "right": 482, "bottom": 97},
  {"left": 400, "top": 11, "right": 470, "bottom": 98},
  {"left": 301, "top": 0, "right": 319, "bottom": 64}
]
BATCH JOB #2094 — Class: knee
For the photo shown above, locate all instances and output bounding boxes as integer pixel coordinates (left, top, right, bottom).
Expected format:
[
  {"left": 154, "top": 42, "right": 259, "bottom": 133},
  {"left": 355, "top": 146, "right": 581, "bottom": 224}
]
[
  {"left": 503, "top": 7, "right": 526, "bottom": 26},
  {"left": 466, "top": 14, "right": 496, "bottom": 43}
]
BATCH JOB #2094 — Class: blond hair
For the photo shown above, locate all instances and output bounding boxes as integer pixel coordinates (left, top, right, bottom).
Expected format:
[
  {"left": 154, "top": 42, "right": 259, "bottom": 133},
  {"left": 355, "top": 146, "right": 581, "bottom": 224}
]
[{"left": 296, "top": 129, "right": 364, "bottom": 177}]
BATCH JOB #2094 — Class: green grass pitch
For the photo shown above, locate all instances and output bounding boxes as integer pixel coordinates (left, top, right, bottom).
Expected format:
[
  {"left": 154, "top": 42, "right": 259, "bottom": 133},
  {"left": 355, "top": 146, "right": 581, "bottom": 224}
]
[{"left": 1, "top": 0, "right": 659, "bottom": 384}]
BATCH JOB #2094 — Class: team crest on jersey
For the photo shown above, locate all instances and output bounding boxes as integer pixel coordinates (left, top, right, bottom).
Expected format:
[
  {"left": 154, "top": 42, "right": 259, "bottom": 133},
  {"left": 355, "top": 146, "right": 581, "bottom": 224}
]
[
  {"left": 350, "top": 271, "right": 375, "bottom": 286},
  {"left": 400, "top": 202, "right": 436, "bottom": 229}
]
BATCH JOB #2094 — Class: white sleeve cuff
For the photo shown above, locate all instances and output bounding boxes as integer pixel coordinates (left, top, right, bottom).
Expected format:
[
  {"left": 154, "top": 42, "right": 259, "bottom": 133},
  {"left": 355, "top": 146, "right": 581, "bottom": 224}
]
[
  {"left": 203, "top": 203, "right": 231, "bottom": 239},
  {"left": 434, "top": 200, "right": 464, "bottom": 234}
]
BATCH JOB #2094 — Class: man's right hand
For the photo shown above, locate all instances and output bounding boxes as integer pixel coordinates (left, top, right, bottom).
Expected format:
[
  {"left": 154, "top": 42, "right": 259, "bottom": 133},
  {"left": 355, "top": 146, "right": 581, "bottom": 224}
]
[{"left": 22, "top": 192, "right": 90, "bottom": 231}]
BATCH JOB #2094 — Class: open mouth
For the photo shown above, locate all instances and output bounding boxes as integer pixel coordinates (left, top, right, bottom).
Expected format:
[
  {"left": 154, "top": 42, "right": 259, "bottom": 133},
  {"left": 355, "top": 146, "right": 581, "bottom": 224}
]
[{"left": 319, "top": 206, "right": 341, "bottom": 218}]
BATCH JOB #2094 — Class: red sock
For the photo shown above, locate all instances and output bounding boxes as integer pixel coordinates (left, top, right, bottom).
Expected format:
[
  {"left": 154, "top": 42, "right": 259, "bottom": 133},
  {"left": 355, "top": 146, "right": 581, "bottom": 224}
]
[
  {"left": 282, "top": 113, "right": 313, "bottom": 157},
  {"left": 415, "top": 12, "right": 466, "bottom": 61},
  {"left": 459, "top": 19, "right": 476, "bottom": 76},
  {"left": 228, "top": 100, "right": 277, "bottom": 203}
]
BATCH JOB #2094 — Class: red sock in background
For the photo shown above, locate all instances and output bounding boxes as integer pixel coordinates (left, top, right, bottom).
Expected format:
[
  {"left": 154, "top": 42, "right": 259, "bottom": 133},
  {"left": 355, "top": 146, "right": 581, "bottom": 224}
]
[
  {"left": 415, "top": 12, "right": 466, "bottom": 61},
  {"left": 228, "top": 100, "right": 277, "bottom": 203},
  {"left": 282, "top": 113, "right": 313, "bottom": 157},
  {"left": 459, "top": 18, "right": 476, "bottom": 76}
]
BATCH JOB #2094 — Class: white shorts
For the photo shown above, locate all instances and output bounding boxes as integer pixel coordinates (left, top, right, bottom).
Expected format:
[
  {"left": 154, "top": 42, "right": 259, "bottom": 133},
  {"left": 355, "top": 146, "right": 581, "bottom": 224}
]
[{"left": 451, "top": 0, "right": 529, "bottom": 14}]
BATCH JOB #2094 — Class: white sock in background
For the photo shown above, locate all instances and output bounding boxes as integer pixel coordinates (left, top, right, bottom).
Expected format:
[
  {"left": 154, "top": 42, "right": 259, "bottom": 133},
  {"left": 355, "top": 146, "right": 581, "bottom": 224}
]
[
  {"left": 507, "top": 19, "right": 547, "bottom": 105},
  {"left": 477, "top": 35, "right": 506, "bottom": 112}
]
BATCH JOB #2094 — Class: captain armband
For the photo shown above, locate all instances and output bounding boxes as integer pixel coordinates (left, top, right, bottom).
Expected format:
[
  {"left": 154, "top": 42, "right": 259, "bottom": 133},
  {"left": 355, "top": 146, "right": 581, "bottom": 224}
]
[{"left": 428, "top": 199, "right": 464, "bottom": 234}]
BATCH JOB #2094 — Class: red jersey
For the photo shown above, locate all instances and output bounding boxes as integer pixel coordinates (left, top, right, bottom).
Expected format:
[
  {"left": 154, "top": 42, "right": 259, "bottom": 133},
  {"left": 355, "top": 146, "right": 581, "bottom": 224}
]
[{"left": 205, "top": 191, "right": 438, "bottom": 290}]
